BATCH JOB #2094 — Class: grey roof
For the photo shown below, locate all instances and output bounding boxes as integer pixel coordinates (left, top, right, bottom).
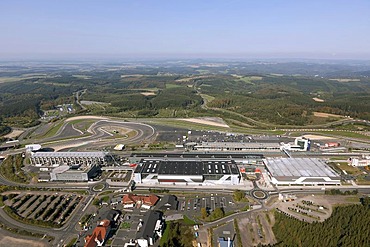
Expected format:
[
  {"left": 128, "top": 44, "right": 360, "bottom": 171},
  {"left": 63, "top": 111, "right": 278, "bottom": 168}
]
[
  {"left": 196, "top": 142, "right": 280, "bottom": 149},
  {"left": 31, "top": 151, "right": 106, "bottom": 158},
  {"left": 130, "top": 152, "right": 264, "bottom": 159},
  {"left": 219, "top": 237, "right": 234, "bottom": 247},
  {"left": 135, "top": 159, "right": 239, "bottom": 175},
  {"left": 136, "top": 210, "right": 162, "bottom": 240},
  {"left": 157, "top": 195, "right": 178, "bottom": 210},
  {"left": 265, "top": 158, "right": 339, "bottom": 178},
  {"left": 100, "top": 209, "right": 120, "bottom": 222}
]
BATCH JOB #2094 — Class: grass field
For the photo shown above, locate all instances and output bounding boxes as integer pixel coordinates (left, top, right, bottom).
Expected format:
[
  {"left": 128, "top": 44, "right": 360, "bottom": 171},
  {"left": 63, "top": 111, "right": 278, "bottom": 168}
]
[
  {"left": 36, "top": 121, "right": 64, "bottom": 139},
  {"left": 200, "top": 93, "right": 215, "bottom": 103},
  {"left": 166, "top": 83, "right": 183, "bottom": 89},
  {"left": 316, "top": 130, "right": 370, "bottom": 140},
  {"left": 334, "top": 163, "right": 363, "bottom": 175}
]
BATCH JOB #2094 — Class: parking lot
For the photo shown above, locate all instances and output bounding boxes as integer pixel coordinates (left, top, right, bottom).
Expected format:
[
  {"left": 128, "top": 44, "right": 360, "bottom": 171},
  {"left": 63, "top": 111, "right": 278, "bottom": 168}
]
[
  {"left": 212, "top": 220, "right": 236, "bottom": 247},
  {"left": 176, "top": 194, "right": 248, "bottom": 220}
]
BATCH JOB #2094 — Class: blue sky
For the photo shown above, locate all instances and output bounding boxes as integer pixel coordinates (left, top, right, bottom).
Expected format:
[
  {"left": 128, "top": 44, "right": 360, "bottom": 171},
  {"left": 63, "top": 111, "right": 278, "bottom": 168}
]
[{"left": 1, "top": 0, "right": 370, "bottom": 59}]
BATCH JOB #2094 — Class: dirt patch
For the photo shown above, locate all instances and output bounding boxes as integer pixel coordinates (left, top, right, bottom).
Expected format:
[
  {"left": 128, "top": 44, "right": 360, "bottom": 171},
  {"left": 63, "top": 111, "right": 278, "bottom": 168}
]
[
  {"left": 178, "top": 117, "right": 229, "bottom": 128},
  {"left": 80, "top": 100, "right": 109, "bottom": 105},
  {"left": 0, "top": 236, "right": 47, "bottom": 247},
  {"left": 65, "top": 115, "right": 108, "bottom": 122},
  {"left": 312, "top": 97, "right": 325, "bottom": 102},
  {"left": 141, "top": 92, "right": 156, "bottom": 96},
  {"left": 3, "top": 129, "right": 24, "bottom": 139},
  {"left": 276, "top": 195, "right": 332, "bottom": 223},
  {"left": 101, "top": 126, "right": 132, "bottom": 135},
  {"left": 329, "top": 79, "right": 361, "bottom": 82},
  {"left": 313, "top": 112, "right": 344, "bottom": 118},
  {"left": 237, "top": 216, "right": 255, "bottom": 247},
  {"left": 301, "top": 134, "right": 335, "bottom": 140}
]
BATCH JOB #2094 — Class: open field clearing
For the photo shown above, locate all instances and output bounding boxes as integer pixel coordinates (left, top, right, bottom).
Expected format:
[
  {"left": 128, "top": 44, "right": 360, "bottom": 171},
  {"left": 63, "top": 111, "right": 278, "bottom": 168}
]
[
  {"left": 120, "top": 74, "right": 147, "bottom": 78},
  {"left": 301, "top": 134, "right": 335, "bottom": 140},
  {"left": 72, "top": 75, "right": 92, "bottom": 79},
  {"left": 0, "top": 74, "right": 48, "bottom": 83},
  {"left": 329, "top": 78, "right": 361, "bottom": 82},
  {"left": 140, "top": 92, "right": 156, "bottom": 96},
  {"left": 313, "top": 112, "right": 345, "bottom": 118},
  {"left": 3, "top": 129, "right": 24, "bottom": 139},
  {"left": 80, "top": 100, "right": 110, "bottom": 105},
  {"left": 276, "top": 195, "right": 336, "bottom": 223},
  {"left": 65, "top": 115, "right": 108, "bottom": 122},
  {"left": 178, "top": 117, "right": 230, "bottom": 128},
  {"left": 0, "top": 235, "right": 47, "bottom": 247},
  {"left": 312, "top": 97, "right": 325, "bottom": 102},
  {"left": 175, "top": 75, "right": 211, "bottom": 82},
  {"left": 315, "top": 130, "right": 370, "bottom": 140},
  {"left": 200, "top": 93, "right": 215, "bottom": 102}
]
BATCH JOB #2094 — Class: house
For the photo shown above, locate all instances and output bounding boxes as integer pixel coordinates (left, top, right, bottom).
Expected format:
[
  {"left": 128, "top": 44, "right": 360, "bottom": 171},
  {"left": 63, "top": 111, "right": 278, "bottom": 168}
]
[
  {"left": 156, "top": 195, "right": 178, "bottom": 210},
  {"left": 111, "top": 197, "right": 121, "bottom": 206},
  {"left": 84, "top": 210, "right": 120, "bottom": 247},
  {"left": 122, "top": 193, "right": 159, "bottom": 210},
  {"left": 84, "top": 220, "right": 111, "bottom": 247},
  {"left": 136, "top": 211, "right": 164, "bottom": 247}
]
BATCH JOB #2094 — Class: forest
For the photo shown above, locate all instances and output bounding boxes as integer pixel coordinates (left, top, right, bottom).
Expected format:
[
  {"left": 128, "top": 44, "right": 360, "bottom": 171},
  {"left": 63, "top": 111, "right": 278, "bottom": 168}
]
[
  {"left": 160, "top": 221, "right": 195, "bottom": 247},
  {"left": 0, "top": 61, "right": 370, "bottom": 134},
  {"left": 273, "top": 197, "right": 370, "bottom": 247}
]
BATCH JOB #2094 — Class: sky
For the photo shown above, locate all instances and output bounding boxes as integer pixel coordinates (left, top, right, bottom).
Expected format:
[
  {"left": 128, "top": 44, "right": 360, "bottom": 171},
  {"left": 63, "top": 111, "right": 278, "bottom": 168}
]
[{"left": 1, "top": 0, "right": 370, "bottom": 60}]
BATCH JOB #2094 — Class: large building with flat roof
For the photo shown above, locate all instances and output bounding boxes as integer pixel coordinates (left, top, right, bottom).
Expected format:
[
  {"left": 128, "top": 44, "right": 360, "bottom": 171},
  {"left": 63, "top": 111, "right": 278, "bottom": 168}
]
[
  {"left": 134, "top": 158, "right": 240, "bottom": 185},
  {"left": 30, "top": 151, "right": 108, "bottom": 167},
  {"left": 30, "top": 152, "right": 108, "bottom": 182},
  {"left": 190, "top": 142, "right": 281, "bottom": 152},
  {"left": 50, "top": 164, "right": 100, "bottom": 182},
  {"left": 264, "top": 158, "right": 341, "bottom": 186}
]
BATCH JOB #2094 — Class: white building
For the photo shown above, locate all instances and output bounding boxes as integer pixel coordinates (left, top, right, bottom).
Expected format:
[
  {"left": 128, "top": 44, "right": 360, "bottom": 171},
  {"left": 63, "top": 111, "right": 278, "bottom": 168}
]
[
  {"left": 349, "top": 157, "right": 370, "bottom": 167},
  {"left": 264, "top": 158, "right": 341, "bottom": 186}
]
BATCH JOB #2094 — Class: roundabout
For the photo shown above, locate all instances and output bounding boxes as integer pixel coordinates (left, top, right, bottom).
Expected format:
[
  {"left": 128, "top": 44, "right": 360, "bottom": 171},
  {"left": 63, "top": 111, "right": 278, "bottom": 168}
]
[
  {"left": 92, "top": 183, "right": 105, "bottom": 192},
  {"left": 250, "top": 189, "right": 269, "bottom": 200}
]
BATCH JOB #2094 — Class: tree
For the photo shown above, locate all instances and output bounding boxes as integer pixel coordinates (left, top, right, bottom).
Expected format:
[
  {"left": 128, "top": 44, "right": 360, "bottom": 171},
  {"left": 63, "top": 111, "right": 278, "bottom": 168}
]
[
  {"left": 92, "top": 198, "right": 100, "bottom": 206},
  {"left": 233, "top": 190, "right": 245, "bottom": 202},
  {"left": 201, "top": 207, "right": 208, "bottom": 219},
  {"left": 211, "top": 207, "right": 225, "bottom": 220}
]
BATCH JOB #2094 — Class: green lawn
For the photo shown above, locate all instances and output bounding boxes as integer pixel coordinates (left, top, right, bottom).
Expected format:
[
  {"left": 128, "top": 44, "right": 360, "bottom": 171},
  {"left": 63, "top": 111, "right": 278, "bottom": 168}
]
[
  {"left": 316, "top": 130, "right": 370, "bottom": 140},
  {"left": 182, "top": 215, "right": 197, "bottom": 225},
  {"left": 166, "top": 83, "right": 183, "bottom": 89},
  {"left": 37, "top": 121, "right": 64, "bottom": 139}
]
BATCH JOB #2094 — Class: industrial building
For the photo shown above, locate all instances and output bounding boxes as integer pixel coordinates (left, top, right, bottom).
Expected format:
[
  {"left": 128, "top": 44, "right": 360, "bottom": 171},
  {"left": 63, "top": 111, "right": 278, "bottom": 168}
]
[
  {"left": 280, "top": 137, "right": 311, "bottom": 152},
  {"left": 30, "top": 152, "right": 108, "bottom": 182},
  {"left": 30, "top": 151, "right": 108, "bottom": 167},
  {"left": 50, "top": 164, "right": 100, "bottom": 182},
  {"left": 349, "top": 157, "right": 370, "bottom": 167},
  {"left": 188, "top": 142, "right": 281, "bottom": 152},
  {"left": 264, "top": 158, "right": 341, "bottom": 186},
  {"left": 129, "top": 153, "right": 264, "bottom": 165},
  {"left": 134, "top": 158, "right": 240, "bottom": 185}
]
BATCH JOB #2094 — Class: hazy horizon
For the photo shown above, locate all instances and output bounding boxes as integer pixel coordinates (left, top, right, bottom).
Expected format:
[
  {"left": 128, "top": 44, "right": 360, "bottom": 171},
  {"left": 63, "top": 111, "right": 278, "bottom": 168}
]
[{"left": 1, "top": 0, "right": 370, "bottom": 60}]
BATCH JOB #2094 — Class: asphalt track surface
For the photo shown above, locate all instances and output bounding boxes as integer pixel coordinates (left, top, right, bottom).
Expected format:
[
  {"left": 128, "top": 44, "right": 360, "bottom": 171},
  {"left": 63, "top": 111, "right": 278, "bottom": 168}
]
[{"left": 40, "top": 119, "right": 156, "bottom": 151}]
